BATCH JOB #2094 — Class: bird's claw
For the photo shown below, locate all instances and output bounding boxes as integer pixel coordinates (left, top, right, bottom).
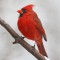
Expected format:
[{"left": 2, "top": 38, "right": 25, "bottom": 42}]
[
  {"left": 31, "top": 44, "right": 35, "bottom": 49},
  {"left": 20, "top": 36, "right": 25, "bottom": 40}
]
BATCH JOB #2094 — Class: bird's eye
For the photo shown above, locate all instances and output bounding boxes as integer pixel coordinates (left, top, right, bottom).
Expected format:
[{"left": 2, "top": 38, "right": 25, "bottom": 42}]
[{"left": 22, "top": 9, "right": 26, "bottom": 13}]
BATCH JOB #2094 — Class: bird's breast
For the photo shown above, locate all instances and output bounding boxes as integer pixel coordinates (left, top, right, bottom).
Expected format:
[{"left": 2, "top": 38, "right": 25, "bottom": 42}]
[{"left": 17, "top": 16, "right": 40, "bottom": 40}]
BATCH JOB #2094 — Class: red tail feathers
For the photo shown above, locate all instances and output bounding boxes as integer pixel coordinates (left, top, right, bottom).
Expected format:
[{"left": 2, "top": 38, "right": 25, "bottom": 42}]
[{"left": 37, "top": 42, "right": 48, "bottom": 57}]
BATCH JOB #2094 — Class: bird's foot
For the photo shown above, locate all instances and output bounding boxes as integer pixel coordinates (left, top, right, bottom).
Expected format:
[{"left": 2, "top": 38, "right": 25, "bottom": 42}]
[
  {"left": 31, "top": 44, "right": 36, "bottom": 55},
  {"left": 20, "top": 36, "right": 25, "bottom": 40},
  {"left": 31, "top": 44, "right": 35, "bottom": 49}
]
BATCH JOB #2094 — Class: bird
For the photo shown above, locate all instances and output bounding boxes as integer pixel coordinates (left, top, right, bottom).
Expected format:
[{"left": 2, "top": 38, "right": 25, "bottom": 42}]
[{"left": 17, "top": 4, "right": 48, "bottom": 57}]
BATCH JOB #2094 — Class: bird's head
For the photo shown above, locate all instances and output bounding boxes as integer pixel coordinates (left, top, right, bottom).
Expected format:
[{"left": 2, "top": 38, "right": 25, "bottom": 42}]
[{"left": 17, "top": 4, "right": 34, "bottom": 17}]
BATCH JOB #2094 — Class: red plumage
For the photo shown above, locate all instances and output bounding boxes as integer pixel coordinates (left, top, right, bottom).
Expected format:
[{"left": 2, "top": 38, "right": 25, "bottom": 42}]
[{"left": 17, "top": 4, "right": 48, "bottom": 57}]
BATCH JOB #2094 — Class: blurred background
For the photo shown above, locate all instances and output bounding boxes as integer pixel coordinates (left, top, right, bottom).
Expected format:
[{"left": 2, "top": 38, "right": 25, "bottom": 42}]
[{"left": 0, "top": 0, "right": 60, "bottom": 60}]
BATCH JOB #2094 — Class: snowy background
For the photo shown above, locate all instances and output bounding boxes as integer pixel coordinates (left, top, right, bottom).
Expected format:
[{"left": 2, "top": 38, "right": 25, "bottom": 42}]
[{"left": 0, "top": 0, "right": 60, "bottom": 60}]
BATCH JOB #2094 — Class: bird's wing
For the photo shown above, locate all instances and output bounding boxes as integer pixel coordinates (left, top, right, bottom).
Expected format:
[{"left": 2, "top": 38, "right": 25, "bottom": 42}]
[{"left": 32, "top": 11, "right": 47, "bottom": 41}]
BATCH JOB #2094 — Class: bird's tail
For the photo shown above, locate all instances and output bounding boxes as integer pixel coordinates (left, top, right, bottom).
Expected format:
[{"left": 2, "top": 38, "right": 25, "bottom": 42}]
[{"left": 37, "top": 41, "right": 48, "bottom": 57}]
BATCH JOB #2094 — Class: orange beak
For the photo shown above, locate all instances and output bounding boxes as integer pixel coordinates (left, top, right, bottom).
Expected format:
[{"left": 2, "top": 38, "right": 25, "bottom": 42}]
[{"left": 17, "top": 10, "right": 23, "bottom": 14}]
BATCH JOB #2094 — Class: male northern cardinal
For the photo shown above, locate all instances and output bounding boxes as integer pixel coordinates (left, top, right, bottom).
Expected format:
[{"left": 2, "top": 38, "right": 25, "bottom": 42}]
[{"left": 17, "top": 4, "right": 48, "bottom": 57}]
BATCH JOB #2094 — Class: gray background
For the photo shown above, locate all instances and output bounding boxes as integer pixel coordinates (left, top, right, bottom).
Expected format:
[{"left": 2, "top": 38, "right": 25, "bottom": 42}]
[{"left": 0, "top": 0, "right": 60, "bottom": 60}]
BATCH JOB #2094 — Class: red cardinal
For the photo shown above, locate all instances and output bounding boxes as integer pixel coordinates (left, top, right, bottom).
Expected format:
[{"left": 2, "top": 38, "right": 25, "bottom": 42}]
[{"left": 17, "top": 4, "right": 48, "bottom": 57}]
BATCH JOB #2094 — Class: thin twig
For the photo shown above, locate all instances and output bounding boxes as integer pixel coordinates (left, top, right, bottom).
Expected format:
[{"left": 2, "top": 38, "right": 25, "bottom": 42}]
[{"left": 0, "top": 18, "right": 46, "bottom": 60}]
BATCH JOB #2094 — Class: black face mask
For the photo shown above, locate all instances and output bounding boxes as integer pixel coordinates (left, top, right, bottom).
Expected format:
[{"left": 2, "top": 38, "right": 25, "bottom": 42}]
[
  {"left": 22, "top": 9, "right": 26, "bottom": 13},
  {"left": 19, "top": 9, "right": 26, "bottom": 17},
  {"left": 20, "top": 13, "right": 23, "bottom": 17}
]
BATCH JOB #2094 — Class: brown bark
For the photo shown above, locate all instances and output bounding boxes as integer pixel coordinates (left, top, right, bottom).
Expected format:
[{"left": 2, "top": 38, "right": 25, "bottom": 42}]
[{"left": 0, "top": 18, "right": 46, "bottom": 60}]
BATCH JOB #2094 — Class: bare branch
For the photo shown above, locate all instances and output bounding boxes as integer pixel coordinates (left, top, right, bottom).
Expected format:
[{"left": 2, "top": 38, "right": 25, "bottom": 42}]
[{"left": 0, "top": 18, "right": 46, "bottom": 60}]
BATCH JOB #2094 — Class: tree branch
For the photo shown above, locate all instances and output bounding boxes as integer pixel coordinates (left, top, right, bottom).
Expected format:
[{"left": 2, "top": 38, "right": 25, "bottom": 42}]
[{"left": 0, "top": 18, "right": 46, "bottom": 60}]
